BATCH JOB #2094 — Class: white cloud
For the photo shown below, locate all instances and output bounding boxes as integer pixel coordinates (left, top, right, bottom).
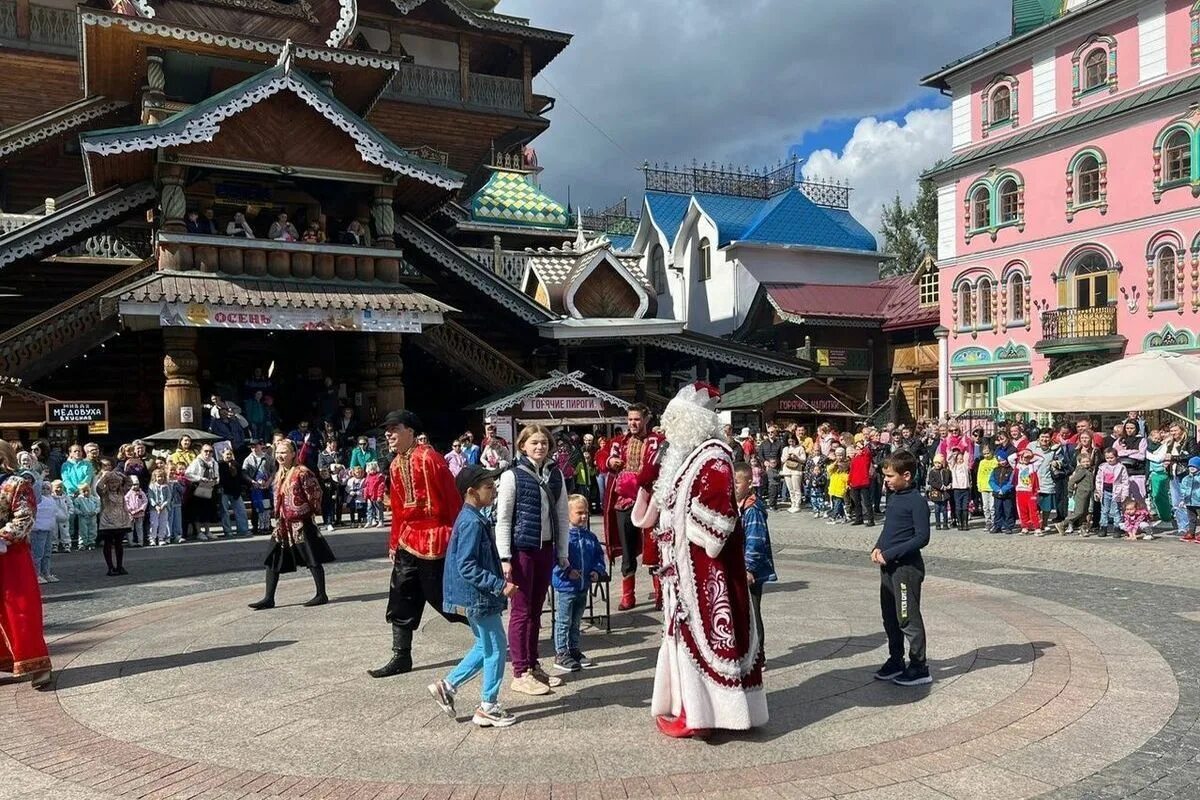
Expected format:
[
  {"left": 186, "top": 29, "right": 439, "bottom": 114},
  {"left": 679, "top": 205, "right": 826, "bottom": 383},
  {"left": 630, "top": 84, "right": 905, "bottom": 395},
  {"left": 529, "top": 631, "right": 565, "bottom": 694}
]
[{"left": 801, "top": 108, "right": 951, "bottom": 239}]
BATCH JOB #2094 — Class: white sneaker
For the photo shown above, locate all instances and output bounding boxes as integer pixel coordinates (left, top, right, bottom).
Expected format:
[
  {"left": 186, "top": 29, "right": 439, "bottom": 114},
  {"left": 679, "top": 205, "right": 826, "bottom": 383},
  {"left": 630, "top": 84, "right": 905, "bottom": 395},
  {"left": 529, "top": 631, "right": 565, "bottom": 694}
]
[
  {"left": 473, "top": 703, "right": 517, "bottom": 728},
  {"left": 510, "top": 673, "right": 550, "bottom": 696},
  {"left": 824, "top": 518, "right": 837, "bottom": 525},
  {"left": 427, "top": 680, "right": 456, "bottom": 718},
  {"left": 46, "top": 574, "right": 60, "bottom": 583},
  {"left": 199, "top": 532, "right": 211, "bottom": 542},
  {"left": 37, "top": 575, "right": 48, "bottom": 584}
]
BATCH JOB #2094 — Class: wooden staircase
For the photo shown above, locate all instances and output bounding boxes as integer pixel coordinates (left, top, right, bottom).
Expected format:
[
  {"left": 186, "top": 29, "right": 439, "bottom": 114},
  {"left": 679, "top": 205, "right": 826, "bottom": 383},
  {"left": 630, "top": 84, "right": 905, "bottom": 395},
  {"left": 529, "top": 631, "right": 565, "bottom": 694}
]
[{"left": 412, "top": 319, "right": 535, "bottom": 392}]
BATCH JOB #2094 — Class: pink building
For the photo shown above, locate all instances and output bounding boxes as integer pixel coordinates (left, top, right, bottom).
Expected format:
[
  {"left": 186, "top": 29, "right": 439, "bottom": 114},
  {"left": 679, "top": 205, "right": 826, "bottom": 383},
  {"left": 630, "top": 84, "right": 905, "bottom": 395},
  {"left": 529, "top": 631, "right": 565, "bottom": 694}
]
[{"left": 922, "top": 0, "right": 1200, "bottom": 416}]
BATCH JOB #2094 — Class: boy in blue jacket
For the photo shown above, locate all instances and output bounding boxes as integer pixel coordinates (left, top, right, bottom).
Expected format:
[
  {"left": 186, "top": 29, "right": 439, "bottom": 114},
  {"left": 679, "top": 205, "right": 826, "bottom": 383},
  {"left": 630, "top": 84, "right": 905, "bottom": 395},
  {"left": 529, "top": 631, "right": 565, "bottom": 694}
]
[
  {"left": 734, "top": 462, "right": 777, "bottom": 652},
  {"left": 428, "top": 465, "right": 518, "bottom": 728},
  {"left": 552, "top": 495, "right": 609, "bottom": 672},
  {"left": 989, "top": 458, "right": 1017, "bottom": 533}
]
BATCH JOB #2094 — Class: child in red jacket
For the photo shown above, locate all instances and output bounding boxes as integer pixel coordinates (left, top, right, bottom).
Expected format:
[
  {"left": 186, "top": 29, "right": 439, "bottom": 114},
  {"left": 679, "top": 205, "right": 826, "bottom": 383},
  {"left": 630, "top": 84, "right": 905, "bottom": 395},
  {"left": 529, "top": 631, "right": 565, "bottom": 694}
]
[
  {"left": 848, "top": 445, "right": 875, "bottom": 526},
  {"left": 1014, "top": 449, "right": 1041, "bottom": 534},
  {"left": 363, "top": 461, "right": 387, "bottom": 528}
]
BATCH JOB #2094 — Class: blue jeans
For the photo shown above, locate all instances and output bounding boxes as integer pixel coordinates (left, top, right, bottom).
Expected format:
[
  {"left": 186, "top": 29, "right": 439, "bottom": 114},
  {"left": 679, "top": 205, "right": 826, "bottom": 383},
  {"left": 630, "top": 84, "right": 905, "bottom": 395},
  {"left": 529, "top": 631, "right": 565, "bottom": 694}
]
[
  {"left": 554, "top": 590, "right": 587, "bottom": 656},
  {"left": 219, "top": 492, "right": 249, "bottom": 536},
  {"left": 170, "top": 506, "right": 182, "bottom": 541},
  {"left": 1099, "top": 490, "right": 1119, "bottom": 528},
  {"left": 31, "top": 528, "right": 52, "bottom": 577},
  {"left": 993, "top": 495, "right": 1015, "bottom": 531},
  {"left": 1170, "top": 476, "right": 1191, "bottom": 532},
  {"left": 446, "top": 612, "right": 507, "bottom": 705}
]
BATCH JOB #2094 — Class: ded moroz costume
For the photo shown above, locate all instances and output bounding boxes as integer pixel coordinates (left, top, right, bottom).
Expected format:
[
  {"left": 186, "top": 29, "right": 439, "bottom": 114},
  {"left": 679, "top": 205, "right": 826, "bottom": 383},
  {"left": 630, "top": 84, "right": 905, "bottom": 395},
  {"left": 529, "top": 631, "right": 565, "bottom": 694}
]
[
  {"left": 370, "top": 410, "right": 467, "bottom": 678},
  {"left": 602, "top": 407, "right": 665, "bottom": 610},
  {"left": 633, "top": 383, "right": 767, "bottom": 738}
]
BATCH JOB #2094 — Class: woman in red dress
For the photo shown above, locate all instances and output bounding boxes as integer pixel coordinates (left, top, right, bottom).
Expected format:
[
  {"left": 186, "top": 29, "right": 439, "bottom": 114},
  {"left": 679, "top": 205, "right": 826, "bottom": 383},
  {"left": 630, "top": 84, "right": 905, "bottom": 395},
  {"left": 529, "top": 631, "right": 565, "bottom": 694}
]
[
  {"left": 0, "top": 440, "right": 51, "bottom": 689},
  {"left": 248, "top": 439, "right": 335, "bottom": 610}
]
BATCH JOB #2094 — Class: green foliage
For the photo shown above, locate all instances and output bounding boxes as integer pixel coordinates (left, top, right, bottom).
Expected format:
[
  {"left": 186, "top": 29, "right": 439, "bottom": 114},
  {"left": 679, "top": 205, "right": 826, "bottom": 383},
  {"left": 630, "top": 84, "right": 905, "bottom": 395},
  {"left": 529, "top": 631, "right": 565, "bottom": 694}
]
[{"left": 879, "top": 180, "right": 938, "bottom": 278}]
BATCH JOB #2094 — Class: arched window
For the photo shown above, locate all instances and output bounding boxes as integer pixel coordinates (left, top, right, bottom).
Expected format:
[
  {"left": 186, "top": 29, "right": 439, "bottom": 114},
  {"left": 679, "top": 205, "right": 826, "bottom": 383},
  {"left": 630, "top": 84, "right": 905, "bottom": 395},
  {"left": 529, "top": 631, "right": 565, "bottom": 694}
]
[
  {"left": 970, "top": 186, "right": 990, "bottom": 230},
  {"left": 1084, "top": 48, "right": 1108, "bottom": 90},
  {"left": 1008, "top": 273, "right": 1025, "bottom": 322},
  {"left": 1157, "top": 247, "right": 1178, "bottom": 303},
  {"left": 958, "top": 283, "right": 975, "bottom": 329},
  {"left": 1076, "top": 155, "right": 1101, "bottom": 204},
  {"left": 1069, "top": 250, "right": 1111, "bottom": 310},
  {"left": 649, "top": 244, "right": 666, "bottom": 294},
  {"left": 991, "top": 86, "right": 1012, "bottom": 124},
  {"left": 698, "top": 237, "right": 711, "bottom": 281},
  {"left": 1164, "top": 130, "right": 1191, "bottom": 183},
  {"left": 997, "top": 179, "right": 1020, "bottom": 224},
  {"left": 978, "top": 278, "right": 994, "bottom": 326},
  {"left": 919, "top": 265, "right": 939, "bottom": 307}
]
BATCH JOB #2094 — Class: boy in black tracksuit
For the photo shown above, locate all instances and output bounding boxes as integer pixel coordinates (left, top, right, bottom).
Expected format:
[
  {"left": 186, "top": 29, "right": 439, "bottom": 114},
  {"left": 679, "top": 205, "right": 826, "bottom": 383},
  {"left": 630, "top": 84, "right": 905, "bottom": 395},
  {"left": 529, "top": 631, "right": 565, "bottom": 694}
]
[{"left": 870, "top": 450, "right": 932, "bottom": 687}]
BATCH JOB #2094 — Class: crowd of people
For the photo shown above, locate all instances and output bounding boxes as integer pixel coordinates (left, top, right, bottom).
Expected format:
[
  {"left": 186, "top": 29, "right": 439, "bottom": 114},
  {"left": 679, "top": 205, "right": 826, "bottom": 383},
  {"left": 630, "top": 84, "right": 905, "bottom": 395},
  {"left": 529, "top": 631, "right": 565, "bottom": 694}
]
[{"left": 184, "top": 207, "right": 374, "bottom": 247}]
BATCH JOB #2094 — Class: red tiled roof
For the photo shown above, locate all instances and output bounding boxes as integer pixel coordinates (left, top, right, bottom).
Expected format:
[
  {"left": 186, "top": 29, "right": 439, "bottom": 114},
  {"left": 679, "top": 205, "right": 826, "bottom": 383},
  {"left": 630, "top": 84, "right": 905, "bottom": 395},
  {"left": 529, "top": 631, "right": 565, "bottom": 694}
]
[{"left": 762, "top": 277, "right": 939, "bottom": 331}]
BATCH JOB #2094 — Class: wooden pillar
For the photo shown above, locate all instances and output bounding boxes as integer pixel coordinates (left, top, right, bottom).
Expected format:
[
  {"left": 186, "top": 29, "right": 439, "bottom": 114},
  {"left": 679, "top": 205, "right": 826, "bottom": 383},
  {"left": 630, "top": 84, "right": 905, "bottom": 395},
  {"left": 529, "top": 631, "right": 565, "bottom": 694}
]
[
  {"left": 458, "top": 35, "right": 471, "bottom": 102},
  {"left": 357, "top": 335, "right": 379, "bottom": 422},
  {"left": 141, "top": 52, "right": 167, "bottom": 124},
  {"left": 522, "top": 44, "right": 534, "bottom": 112},
  {"left": 162, "top": 328, "right": 201, "bottom": 430},
  {"left": 15, "top": 0, "right": 30, "bottom": 39},
  {"left": 634, "top": 344, "right": 646, "bottom": 403},
  {"left": 158, "top": 163, "right": 187, "bottom": 233},
  {"left": 371, "top": 185, "right": 395, "bottom": 249},
  {"left": 376, "top": 333, "right": 405, "bottom": 415}
]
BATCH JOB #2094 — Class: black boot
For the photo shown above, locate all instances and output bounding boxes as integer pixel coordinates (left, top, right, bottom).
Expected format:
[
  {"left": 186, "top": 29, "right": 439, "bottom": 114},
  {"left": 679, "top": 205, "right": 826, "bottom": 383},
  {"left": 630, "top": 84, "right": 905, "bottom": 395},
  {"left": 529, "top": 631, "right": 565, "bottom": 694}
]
[
  {"left": 304, "top": 564, "right": 329, "bottom": 607},
  {"left": 368, "top": 626, "right": 413, "bottom": 678},
  {"left": 249, "top": 568, "right": 279, "bottom": 610},
  {"left": 960, "top": 511, "right": 970, "bottom": 531}
]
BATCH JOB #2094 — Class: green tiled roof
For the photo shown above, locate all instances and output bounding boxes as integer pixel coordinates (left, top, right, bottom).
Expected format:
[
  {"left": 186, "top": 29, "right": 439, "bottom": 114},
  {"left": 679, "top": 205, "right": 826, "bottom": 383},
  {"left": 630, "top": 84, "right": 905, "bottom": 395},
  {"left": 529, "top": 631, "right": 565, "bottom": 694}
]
[
  {"left": 925, "top": 70, "right": 1200, "bottom": 179},
  {"left": 718, "top": 378, "right": 811, "bottom": 410},
  {"left": 1012, "top": 0, "right": 1062, "bottom": 36},
  {"left": 470, "top": 169, "right": 569, "bottom": 228}
]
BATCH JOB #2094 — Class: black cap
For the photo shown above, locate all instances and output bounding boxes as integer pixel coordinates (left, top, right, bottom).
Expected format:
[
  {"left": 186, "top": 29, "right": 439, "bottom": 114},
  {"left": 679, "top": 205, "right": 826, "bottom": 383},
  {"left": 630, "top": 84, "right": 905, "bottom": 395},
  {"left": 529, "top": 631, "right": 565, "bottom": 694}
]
[
  {"left": 381, "top": 409, "right": 422, "bottom": 432},
  {"left": 455, "top": 465, "right": 502, "bottom": 497}
]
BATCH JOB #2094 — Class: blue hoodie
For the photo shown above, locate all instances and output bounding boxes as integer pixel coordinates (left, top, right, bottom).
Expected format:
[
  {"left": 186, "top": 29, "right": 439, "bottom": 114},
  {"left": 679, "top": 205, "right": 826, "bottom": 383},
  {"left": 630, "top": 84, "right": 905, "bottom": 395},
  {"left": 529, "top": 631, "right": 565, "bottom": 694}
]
[
  {"left": 551, "top": 525, "right": 609, "bottom": 594},
  {"left": 742, "top": 492, "right": 777, "bottom": 584}
]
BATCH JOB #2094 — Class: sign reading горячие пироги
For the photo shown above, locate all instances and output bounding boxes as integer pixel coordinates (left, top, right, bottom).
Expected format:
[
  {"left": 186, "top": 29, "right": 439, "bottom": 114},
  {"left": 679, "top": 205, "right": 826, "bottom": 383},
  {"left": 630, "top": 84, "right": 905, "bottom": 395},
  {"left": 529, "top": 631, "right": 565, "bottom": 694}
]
[
  {"left": 45, "top": 401, "right": 109, "bottom": 425},
  {"left": 520, "top": 397, "right": 606, "bottom": 412}
]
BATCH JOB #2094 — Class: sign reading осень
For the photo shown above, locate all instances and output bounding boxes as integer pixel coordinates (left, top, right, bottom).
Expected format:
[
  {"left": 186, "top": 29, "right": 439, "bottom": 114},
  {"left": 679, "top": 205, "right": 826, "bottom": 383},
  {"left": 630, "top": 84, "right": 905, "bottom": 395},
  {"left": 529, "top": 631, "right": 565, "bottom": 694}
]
[{"left": 45, "top": 401, "right": 108, "bottom": 425}]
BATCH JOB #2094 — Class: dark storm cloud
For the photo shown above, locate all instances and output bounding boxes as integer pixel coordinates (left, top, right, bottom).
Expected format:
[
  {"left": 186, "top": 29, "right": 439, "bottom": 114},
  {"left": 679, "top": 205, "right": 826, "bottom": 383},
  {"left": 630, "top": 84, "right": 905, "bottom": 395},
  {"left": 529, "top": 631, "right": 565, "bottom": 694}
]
[{"left": 501, "top": 0, "right": 1010, "bottom": 211}]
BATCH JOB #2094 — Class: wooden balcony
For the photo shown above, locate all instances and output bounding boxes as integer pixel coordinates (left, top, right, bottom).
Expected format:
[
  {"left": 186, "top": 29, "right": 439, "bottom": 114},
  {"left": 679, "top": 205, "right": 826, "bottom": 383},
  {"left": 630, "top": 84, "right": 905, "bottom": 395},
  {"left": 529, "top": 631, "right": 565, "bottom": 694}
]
[
  {"left": 1036, "top": 306, "right": 1125, "bottom": 354},
  {"left": 388, "top": 63, "right": 530, "bottom": 114},
  {"left": 461, "top": 246, "right": 529, "bottom": 288},
  {"left": 0, "top": 1, "right": 77, "bottom": 54},
  {"left": 890, "top": 342, "right": 939, "bottom": 375},
  {"left": 156, "top": 233, "right": 421, "bottom": 284},
  {"left": 0, "top": 213, "right": 151, "bottom": 262}
]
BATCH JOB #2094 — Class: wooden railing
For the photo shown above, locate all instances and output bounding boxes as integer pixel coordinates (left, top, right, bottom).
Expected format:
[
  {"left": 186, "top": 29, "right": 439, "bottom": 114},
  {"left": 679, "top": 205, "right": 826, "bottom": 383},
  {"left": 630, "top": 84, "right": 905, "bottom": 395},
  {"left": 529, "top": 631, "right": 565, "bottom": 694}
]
[
  {"left": 390, "top": 63, "right": 526, "bottom": 113},
  {"left": 461, "top": 246, "right": 529, "bottom": 288},
  {"left": 0, "top": 1, "right": 77, "bottom": 51},
  {"left": 1040, "top": 306, "right": 1118, "bottom": 340},
  {"left": 0, "top": 214, "right": 152, "bottom": 261}
]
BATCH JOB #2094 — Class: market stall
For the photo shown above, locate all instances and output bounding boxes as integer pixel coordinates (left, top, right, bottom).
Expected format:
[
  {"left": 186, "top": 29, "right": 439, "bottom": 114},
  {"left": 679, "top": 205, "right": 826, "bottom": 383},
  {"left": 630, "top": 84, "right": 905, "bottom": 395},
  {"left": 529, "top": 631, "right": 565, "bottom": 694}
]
[
  {"left": 472, "top": 370, "right": 630, "bottom": 443},
  {"left": 719, "top": 377, "right": 865, "bottom": 433}
]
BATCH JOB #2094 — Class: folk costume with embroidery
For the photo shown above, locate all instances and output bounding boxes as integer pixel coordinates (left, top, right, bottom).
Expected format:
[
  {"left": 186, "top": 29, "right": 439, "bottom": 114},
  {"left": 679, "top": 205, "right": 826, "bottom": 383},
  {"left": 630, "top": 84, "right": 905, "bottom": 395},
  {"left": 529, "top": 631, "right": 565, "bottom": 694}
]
[
  {"left": 602, "top": 427, "right": 664, "bottom": 609},
  {"left": 633, "top": 383, "right": 767, "bottom": 737},
  {"left": 0, "top": 473, "right": 51, "bottom": 680},
  {"left": 249, "top": 461, "right": 334, "bottom": 611}
]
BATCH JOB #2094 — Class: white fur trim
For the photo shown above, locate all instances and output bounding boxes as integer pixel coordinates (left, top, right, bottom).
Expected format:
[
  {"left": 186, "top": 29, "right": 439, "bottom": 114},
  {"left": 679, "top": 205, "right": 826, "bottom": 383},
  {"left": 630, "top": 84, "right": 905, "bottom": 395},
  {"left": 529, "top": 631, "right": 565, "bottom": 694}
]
[
  {"left": 631, "top": 487, "right": 659, "bottom": 529},
  {"left": 686, "top": 500, "right": 736, "bottom": 559}
]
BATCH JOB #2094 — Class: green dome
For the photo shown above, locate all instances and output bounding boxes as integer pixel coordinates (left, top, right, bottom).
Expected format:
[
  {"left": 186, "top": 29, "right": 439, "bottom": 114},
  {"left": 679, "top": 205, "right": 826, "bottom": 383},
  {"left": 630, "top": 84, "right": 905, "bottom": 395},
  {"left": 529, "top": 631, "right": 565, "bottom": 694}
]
[{"left": 459, "top": 0, "right": 500, "bottom": 11}]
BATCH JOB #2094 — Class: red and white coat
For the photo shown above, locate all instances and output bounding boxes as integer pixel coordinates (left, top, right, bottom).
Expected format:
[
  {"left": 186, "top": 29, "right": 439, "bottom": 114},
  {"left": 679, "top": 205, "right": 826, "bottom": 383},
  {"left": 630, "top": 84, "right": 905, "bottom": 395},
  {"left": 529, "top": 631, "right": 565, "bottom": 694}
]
[{"left": 635, "top": 439, "right": 767, "bottom": 731}]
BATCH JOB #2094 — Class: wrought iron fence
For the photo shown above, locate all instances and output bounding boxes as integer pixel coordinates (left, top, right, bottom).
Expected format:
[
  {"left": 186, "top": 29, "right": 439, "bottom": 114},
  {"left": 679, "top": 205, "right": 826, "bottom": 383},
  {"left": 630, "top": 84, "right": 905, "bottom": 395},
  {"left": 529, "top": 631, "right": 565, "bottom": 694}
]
[
  {"left": 395, "top": 63, "right": 461, "bottom": 104},
  {"left": 29, "top": 3, "right": 77, "bottom": 48},
  {"left": 1039, "top": 306, "right": 1118, "bottom": 340},
  {"left": 0, "top": 0, "right": 16, "bottom": 39},
  {"left": 641, "top": 159, "right": 851, "bottom": 208},
  {"left": 461, "top": 247, "right": 528, "bottom": 288},
  {"left": 468, "top": 72, "right": 524, "bottom": 112}
]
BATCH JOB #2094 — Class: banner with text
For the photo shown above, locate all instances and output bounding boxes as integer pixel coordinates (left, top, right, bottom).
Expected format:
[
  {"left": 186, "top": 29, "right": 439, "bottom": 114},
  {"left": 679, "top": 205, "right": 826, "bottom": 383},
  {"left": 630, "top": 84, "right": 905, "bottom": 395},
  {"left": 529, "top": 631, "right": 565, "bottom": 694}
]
[
  {"left": 158, "top": 303, "right": 424, "bottom": 333},
  {"left": 520, "top": 396, "right": 607, "bottom": 413}
]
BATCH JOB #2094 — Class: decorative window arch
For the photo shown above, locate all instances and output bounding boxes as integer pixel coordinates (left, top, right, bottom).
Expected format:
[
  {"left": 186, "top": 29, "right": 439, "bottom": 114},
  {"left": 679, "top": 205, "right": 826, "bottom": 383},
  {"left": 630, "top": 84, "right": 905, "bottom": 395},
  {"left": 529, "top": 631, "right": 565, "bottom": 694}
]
[
  {"left": 649, "top": 243, "right": 667, "bottom": 294},
  {"left": 957, "top": 281, "right": 975, "bottom": 331},
  {"left": 981, "top": 73, "right": 1019, "bottom": 136},
  {"left": 963, "top": 168, "right": 1024, "bottom": 242},
  {"left": 967, "top": 182, "right": 991, "bottom": 232},
  {"left": 1152, "top": 122, "right": 1197, "bottom": 202},
  {"left": 1072, "top": 34, "right": 1118, "bottom": 104},
  {"left": 1057, "top": 244, "right": 1117, "bottom": 309},
  {"left": 997, "top": 177, "right": 1020, "bottom": 224},
  {"left": 978, "top": 277, "right": 994, "bottom": 328},
  {"left": 1065, "top": 147, "right": 1107, "bottom": 220},
  {"left": 1000, "top": 260, "right": 1031, "bottom": 329},
  {"left": 697, "top": 237, "right": 711, "bottom": 282},
  {"left": 1145, "top": 231, "right": 1185, "bottom": 315}
]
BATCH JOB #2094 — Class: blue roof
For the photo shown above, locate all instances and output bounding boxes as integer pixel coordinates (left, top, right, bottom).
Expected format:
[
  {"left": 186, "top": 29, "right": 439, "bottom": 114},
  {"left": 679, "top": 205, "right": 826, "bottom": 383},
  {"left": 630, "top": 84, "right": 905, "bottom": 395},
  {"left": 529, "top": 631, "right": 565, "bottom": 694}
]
[
  {"left": 605, "top": 233, "right": 635, "bottom": 251},
  {"left": 644, "top": 188, "right": 876, "bottom": 254}
]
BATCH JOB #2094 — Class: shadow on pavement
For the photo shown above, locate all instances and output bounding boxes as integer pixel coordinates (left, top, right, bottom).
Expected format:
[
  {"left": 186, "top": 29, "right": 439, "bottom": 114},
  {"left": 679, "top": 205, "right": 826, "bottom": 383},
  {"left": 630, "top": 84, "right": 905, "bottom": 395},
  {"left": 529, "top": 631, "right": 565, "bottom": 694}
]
[{"left": 53, "top": 640, "right": 297, "bottom": 690}]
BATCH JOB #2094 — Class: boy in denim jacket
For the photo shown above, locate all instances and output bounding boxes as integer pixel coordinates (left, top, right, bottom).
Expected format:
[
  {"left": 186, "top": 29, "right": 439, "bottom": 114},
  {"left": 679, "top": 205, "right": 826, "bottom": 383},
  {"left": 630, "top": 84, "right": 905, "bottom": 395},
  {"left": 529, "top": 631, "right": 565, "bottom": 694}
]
[
  {"left": 551, "top": 494, "right": 608, "bottom": 673},
  {"left": 428, "top": 465, "right": 518, "bottom": 728},
  {"left": 735, "top": 462, "right": 777, "bottom": 651}
]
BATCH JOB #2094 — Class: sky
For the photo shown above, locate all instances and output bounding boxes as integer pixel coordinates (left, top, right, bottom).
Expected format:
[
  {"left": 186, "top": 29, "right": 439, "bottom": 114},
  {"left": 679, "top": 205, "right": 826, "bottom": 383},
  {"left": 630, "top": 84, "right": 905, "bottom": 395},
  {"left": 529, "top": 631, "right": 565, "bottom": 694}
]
[{"left": 499, "top": 0, "right": 1013, "bottom": 238}]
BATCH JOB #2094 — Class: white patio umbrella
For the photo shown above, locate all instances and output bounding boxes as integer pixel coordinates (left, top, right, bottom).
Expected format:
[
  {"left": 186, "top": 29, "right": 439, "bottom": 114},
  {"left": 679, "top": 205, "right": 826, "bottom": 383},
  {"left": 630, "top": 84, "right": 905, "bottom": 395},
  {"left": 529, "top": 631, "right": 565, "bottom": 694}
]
[{"left": 997, "top": 350, "right": 1200, "bottom": 421}]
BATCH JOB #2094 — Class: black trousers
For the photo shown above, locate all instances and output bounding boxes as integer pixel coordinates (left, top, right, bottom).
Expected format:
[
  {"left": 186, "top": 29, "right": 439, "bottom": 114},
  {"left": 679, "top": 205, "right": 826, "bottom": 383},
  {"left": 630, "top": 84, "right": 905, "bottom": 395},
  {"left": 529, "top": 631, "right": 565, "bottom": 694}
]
[
  {"left": 385, "top": 550, "right": 465, "bottom": 631},
  {"left": 615, "top": 508, "right": 643, "bottom": 578},
  {"left": 749, "top": 581, "right": 765, "bottom": 653},
  {"left": 765, "top": 468, "right": 781, "bottom": 509},
  {"left": 880, "top": 561, "right": 926, "bottom": 665},
  {"left": 847, "top": 486, "right": 874, "bottom": 525}
]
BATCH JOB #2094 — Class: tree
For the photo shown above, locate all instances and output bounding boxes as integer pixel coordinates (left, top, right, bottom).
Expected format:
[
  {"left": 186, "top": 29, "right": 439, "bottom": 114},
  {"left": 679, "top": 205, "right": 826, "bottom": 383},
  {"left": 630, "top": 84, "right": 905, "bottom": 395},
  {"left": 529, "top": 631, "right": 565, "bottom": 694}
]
[
  {"left": 879, "top": 194, "right": 921, "bottom": 278},
  {"left": 913, "top": 178, "right": 938, "bottom": 255}
]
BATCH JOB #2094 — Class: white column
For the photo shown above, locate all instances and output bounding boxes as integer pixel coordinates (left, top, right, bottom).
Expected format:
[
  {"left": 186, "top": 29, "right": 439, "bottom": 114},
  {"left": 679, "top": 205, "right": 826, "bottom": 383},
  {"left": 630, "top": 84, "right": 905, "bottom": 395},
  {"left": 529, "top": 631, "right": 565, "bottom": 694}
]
[{"left": 935, "top": 325, "right": 950, "bottom": 420}]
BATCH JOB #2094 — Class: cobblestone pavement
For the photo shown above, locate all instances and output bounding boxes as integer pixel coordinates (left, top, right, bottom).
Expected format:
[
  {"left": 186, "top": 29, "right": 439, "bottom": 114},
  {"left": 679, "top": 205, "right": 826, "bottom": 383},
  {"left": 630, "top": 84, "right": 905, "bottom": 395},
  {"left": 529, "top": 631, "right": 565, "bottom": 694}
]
[{"left": 1, "top": 515, "right": 1198, "bottom": 800}]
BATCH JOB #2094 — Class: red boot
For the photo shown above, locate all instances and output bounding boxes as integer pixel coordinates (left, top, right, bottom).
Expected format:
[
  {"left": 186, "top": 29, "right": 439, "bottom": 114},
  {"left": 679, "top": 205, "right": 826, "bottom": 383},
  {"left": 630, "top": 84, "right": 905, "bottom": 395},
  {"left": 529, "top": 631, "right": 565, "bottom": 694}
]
[
  {"left": 655, "top": 709, "right": 711, "bottom": 739},
  {"left": 651, "top": 575, "right": 663, "bottom": 611},
  {"left": 618, "top": 575, "right": 636, "bottom": 611}
]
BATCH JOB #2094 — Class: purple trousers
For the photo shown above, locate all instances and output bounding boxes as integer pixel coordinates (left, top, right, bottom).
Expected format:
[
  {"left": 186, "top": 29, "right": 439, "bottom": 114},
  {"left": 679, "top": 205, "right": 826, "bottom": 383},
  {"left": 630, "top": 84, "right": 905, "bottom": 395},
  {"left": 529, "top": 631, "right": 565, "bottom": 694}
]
[{"left": 508, "top": 543, "right": 555, "bottom": 677}]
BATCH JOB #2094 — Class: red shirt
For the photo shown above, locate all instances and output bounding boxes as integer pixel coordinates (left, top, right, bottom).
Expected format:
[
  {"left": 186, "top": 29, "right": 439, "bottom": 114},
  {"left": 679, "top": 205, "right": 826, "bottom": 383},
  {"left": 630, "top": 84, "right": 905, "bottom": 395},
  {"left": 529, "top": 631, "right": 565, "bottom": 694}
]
[
  {"left": 848, "top": 450, "right": 873, "bottom": 488},
  {"left": 388, "top": 444, "right": 462, "bottom": 559}
]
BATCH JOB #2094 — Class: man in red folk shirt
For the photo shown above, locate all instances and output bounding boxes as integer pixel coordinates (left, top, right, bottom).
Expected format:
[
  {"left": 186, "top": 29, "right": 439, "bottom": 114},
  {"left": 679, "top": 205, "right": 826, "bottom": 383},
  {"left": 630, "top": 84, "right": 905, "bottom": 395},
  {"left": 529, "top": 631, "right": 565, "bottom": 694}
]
[
  {"left": 369, "top": 410, "right": 466, "bottom": 678},
  {"left": 602, "top": 403, "right": 665, "bottom": 611}
]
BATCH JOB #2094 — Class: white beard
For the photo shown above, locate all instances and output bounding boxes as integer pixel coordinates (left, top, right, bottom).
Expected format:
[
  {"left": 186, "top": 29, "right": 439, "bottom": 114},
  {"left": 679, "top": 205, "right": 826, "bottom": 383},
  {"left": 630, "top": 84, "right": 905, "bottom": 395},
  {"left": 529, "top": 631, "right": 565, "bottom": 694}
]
[{"left": 654, "top": 401, "right": 724, "bottom": 507}]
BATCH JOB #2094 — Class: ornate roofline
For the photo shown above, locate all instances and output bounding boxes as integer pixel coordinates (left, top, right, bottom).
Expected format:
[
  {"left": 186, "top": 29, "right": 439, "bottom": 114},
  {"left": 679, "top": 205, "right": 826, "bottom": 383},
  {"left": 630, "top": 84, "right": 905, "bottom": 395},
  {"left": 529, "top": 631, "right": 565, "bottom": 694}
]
[
  {"left": 82, "top": 10, "right": 405, "bottom": 70},
  {"left": 477, "top": 369, "right": 630, "bottom": 417},
  {"left": 390, "top": 0, "right": 570, "bottom": 44},
  {"left": 124, "top": 0, "right": 155, "bottom": 18},
  {"left": 0, "top": 183, "right": 157, "bottom": 270},
  {"left": 0, "top": 98, "right": 126, "bottom": 160},
  {"left": 326, "top": 0, "right": 357, "bottom": 47},
  {"left": 81, "top": 67, "right": 461, "bottom": 191},
  {"left": 630, "top": 332, "right": 809, "bottom": 378},
  {"left": 397, "top": 213, "right": 554, "bottom": 325}
]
